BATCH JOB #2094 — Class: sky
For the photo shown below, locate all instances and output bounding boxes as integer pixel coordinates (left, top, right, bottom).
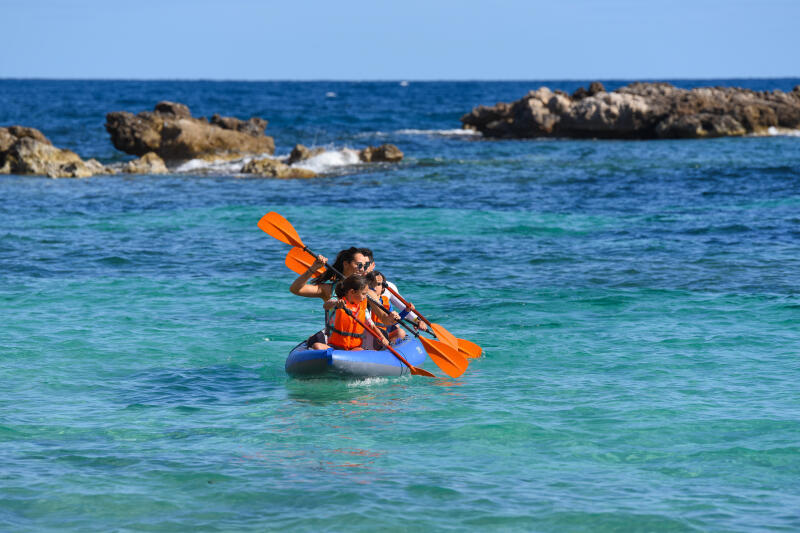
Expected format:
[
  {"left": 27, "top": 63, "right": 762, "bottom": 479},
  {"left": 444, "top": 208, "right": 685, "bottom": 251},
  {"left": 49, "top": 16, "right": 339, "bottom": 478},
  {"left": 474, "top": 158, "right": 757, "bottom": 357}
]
[{"left": 1, "top": 0, "right": 798, "bottom": 80}]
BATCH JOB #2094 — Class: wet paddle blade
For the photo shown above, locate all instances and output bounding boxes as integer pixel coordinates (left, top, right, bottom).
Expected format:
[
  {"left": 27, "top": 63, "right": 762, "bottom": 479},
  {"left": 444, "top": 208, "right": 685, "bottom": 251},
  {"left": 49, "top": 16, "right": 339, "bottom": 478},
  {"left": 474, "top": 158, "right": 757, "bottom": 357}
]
[
  {"left": 457, "top": 337, "right": 482, "bottom": 358},
  {"left": 258, "top": 212, "right": 304, "bottom": 248},
  {"left": 431, "top": 323, "right": 458, "bottom": 349},
  {"left": 419, "top": 336, "right": 468, "bottom": 378},
  {"left": 285, "top": 247, "right": 324, "bottom": 278},
  {"left": 410, "top": 366, "right": 436, "bottom": 378}
]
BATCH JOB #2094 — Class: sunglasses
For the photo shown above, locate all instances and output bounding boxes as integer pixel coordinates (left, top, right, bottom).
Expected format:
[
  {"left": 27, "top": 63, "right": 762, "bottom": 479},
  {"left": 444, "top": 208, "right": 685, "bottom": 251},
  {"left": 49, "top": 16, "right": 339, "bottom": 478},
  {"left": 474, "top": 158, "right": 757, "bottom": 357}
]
[{"left": 353, "top": 261, "right": 372, "bottom": 270}]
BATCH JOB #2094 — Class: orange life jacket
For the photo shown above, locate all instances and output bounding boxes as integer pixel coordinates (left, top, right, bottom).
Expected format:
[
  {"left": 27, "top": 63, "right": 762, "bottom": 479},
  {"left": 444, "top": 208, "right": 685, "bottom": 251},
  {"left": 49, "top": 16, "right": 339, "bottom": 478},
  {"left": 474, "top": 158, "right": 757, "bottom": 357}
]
[
  {"left": 371, "top": 293, "right": 393, "bottom": 328},
  {"left": 327, "top": 299, "right": 367, "bottom": 350}
]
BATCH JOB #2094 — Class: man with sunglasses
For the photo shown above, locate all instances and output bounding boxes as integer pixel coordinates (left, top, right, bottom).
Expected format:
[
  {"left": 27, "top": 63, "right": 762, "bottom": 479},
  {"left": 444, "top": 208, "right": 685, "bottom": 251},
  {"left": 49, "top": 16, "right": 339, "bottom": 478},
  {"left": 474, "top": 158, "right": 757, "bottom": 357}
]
[{"left": 351, "top": 258, "right": 372, "bottom": 272}]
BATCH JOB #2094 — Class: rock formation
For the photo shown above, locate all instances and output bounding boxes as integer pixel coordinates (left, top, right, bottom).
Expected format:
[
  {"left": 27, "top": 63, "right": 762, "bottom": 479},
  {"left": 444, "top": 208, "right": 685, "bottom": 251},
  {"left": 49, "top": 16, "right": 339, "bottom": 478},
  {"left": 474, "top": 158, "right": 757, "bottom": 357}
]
[
  {"left": 122, "top": 152, "right": 168, "bottom": 174},
  {"left": 0, "top": 126, "right": 111, "bottom": 178},
  {"left": 461, "top": 82, "right": 800, "bottom": 139},
  {"left": 287, "top": 144, "right": 326, "bottom": 165},
  {"left": 359, "top": 144, "right": 404, "bottom": 163},
  {"left": 3, "top": 104, "right": 407, "bottom": 180},
  {"left": 105, "top": 101, "right": 275, "bottom": 161},
  {"left": 241, "top": 157, "right": 317, "bottom": 179}
]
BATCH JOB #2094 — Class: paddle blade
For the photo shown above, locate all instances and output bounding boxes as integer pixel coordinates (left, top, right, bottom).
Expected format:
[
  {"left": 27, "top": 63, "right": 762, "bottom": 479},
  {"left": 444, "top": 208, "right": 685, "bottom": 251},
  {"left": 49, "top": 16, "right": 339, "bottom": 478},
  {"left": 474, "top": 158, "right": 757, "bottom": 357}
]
[
  {"left": 457, "top": 337, "right": 482, "bottom": 358},
  {"left": 258, "top": 212, "right": 304, "bottom": 248},
  {"left": 431, "top": 323, "right": 458, "bottom": 350},
  {"left": 410, "top": 366, "right": 437, "bottom": 378},
  {"left": 286, "top": 247, "right": 324, "bottom": 278},
  {"left": 420, "top": 336, "right": 468, "bottom": 378}
]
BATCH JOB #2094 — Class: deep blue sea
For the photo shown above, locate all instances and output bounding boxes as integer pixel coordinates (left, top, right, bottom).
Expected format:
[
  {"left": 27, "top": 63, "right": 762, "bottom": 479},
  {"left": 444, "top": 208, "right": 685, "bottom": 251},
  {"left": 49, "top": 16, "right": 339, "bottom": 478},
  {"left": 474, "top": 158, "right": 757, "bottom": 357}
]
[{"left": 2, "top": 79, "right": 800, "bottom": 532}]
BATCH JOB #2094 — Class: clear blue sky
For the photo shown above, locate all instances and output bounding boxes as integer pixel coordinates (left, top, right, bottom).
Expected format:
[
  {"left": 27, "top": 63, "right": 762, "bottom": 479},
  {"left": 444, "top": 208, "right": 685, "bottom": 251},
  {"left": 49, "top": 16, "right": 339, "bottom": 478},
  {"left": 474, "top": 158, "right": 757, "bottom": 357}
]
[{"left": 1, "top": 0, "right": 797, "bottom": 80}]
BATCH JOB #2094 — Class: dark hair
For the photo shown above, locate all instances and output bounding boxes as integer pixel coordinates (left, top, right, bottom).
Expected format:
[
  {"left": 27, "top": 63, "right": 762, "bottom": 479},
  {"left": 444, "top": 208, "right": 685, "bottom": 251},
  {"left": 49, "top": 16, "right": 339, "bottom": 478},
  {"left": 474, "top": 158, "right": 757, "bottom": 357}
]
[
  {"left": 358, "top": 247, "right": 373, "bottom": 261},
  {"left": 335, "top": 274, "right": 368, "bottom": 298},
  {"left": 365, "top": 270, "right": 385, "bottom": 288},
  {"left": 311, "top": 247, "right": 360, "bottom": 285}
]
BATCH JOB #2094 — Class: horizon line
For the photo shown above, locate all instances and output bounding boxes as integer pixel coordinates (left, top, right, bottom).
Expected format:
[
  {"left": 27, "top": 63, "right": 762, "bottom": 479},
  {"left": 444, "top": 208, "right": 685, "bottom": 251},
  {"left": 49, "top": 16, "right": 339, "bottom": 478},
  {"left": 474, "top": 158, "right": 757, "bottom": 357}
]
[{"left": 1, "top": 76, "right": 799, "bottom": 84}]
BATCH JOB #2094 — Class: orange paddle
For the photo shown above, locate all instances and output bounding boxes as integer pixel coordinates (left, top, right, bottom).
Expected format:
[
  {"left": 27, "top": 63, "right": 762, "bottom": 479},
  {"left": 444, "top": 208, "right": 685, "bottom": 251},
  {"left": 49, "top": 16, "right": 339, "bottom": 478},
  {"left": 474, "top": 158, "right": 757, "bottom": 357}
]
[
  {"left": 286, "top": 247, "right": 325, "bottom": 278},
  {"left": 258, "top": 212, "right": 307, "bottom": 249},
  {"left": 381, "top": 284, "right": 480, "bottom": 356},
  {"left": 456, "top": 337, "right": 483, "bottom": 358},
  {"left": 418, "top": 336, "right": 468, "bottom": 378}
]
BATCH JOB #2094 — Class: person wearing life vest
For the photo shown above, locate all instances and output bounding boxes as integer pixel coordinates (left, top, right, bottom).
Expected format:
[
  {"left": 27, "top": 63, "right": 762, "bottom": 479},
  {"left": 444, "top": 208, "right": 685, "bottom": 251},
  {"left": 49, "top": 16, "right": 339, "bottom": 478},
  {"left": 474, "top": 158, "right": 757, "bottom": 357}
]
[
  {"left": 310, "top": 274, "right": 391, "bottom": 351},
  {"left": 290, "top": 247, "right": 374, "bottom": 350},
  {"left": 366, "top": 270, "right": 406, "bottom": 347},
  {"left": 359, "top": 247, "right": 428, "bottom": 332}
]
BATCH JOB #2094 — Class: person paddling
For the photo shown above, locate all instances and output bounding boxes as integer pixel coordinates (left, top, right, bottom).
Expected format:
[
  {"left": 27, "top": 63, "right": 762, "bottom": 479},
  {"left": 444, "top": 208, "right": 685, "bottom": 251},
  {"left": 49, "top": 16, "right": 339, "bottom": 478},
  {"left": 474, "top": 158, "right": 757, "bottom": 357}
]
[
  {"left": 290, "top": 246, "right": 371, "bottom": 301},
  {"left": 290, "top": 247, "right": 383, "bottom": 349},
  {"left": 310, "top": 274, "right": 390, "bottom": 351},
  {"left": 359, "top": 247, "right": 427, "bottom": 332}
]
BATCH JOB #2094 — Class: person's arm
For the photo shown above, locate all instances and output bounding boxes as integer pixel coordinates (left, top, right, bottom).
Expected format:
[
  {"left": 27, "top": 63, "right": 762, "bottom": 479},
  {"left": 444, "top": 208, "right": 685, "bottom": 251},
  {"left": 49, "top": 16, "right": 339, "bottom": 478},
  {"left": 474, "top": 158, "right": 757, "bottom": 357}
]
[
  {"left": 365, "top": 314, "right": 390, "bottom": 347},
  {"left": 385, "top": 281, "right": 427, "bottom": 330},
  {"left": 289, "top": 254, "right": 329, "bottom": 299},
  {"left": 323, "top": 297, "right": 340, "bottom": 311}
]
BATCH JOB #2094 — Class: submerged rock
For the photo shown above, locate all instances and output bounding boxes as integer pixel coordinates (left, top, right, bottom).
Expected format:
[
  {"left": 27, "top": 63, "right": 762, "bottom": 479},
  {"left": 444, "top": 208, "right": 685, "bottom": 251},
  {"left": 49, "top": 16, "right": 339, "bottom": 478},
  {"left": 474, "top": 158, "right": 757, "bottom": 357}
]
[
  {"left": 105, "top": 101, "right": 275, "bottom": 161},
  {"left": 461, "top": 82, "right": 800, "bottom": 139},
  {"left": 241, "top": 157, "right": 317, "bottom": 179},
  {"left": 359, "top": 144, "right": 404, "bottom": 162},
  {"left": 0, "top": 126, "right": 112, "bottom": 178}
]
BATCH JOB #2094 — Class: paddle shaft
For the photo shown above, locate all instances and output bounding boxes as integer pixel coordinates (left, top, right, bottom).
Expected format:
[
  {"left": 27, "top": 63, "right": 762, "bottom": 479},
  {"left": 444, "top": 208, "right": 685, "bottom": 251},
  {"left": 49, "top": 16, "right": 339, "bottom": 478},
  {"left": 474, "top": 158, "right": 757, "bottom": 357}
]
[
  {"left": 341, "top": 307, "right": 421, "bottom": 373},
  {"left": 382, "top": 284, "right": 433, "bottom": 329}
]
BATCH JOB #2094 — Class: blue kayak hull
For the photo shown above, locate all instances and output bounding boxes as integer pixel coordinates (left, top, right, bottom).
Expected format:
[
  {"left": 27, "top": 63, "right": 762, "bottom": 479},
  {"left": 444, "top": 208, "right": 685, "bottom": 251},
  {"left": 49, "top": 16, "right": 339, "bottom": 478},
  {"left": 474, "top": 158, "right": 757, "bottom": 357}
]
[{"left": 285, "top": 337, "right": 428, "bottom": 378}]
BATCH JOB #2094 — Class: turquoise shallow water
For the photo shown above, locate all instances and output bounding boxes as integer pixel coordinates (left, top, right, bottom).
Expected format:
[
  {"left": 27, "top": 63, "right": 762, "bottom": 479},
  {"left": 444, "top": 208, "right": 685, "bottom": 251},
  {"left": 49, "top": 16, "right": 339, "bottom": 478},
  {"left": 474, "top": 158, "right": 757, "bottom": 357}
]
[{"left": 2, "top": 80, "right": 800, "bottom": 531}]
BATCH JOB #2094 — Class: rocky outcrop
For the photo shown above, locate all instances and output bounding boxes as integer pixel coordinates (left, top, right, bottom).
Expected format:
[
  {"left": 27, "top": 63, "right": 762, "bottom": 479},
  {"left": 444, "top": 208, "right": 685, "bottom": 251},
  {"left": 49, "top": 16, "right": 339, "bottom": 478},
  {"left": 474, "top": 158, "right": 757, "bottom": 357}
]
[
  {"left": 210, "top": 114, "right": 268, "bottom": 137},
  {"left": 0, "top": 126, "right": 112, "bottom": 178},
  {"left": 359, "top": 144, "right": 404, "bottom": 162},
  {"left": 122, "top": 152, "right": 168, "bottom": 174},
  {"left": 286, "top": 143, "right": 404, "bottom": 166},
  {"left": 105, "top": 101, "right": 275, "bottom": 161},
  {"left": 461, "top": 82, "right": 800, "bottom": 139},
  {"left": 241, "top": 157, "right": 317, "bottom": 179},
  {"left": 287, "top": 144, "right": 326, "bottom": 165}
]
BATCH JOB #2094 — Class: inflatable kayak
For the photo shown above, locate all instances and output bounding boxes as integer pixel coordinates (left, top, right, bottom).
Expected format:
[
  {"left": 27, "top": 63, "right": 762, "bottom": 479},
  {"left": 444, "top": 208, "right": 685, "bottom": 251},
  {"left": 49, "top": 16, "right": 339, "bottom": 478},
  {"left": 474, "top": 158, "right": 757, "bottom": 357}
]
[{"left": 285, "top": 336, "right": 428, "bottom": 378}]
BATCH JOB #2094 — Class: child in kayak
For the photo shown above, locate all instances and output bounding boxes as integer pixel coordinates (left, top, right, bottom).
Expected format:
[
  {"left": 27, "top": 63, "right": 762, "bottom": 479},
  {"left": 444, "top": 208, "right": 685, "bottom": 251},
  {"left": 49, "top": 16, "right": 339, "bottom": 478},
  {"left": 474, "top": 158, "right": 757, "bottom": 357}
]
[
  {"left": 310, "top": 274, "right": 391, "bottom": 351},
  {"left": 366, "top": 270, "right": 406, "bottom": 347}
]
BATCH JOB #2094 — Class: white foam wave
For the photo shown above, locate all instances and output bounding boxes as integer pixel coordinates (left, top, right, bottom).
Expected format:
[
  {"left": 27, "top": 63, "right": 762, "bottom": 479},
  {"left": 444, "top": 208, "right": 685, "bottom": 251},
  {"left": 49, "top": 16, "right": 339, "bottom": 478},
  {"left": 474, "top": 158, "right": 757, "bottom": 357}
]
[
  {"left": 173, "top": 156, "right": 255, "bottom": 174},
  {"left": 161, "top": 146, "right": 391, "bottom": 177},
  {"left": 346, "top": 376, "right": 391, "bottom": 387},
  {"left": 396, "top": 128, "right": 481, "bottom": 137},
  {"left": 766, "top": 126, "right": 800, "bottom": 137},
  {"left": 293, "top": 148, "right": 362, "bottom": 174}
]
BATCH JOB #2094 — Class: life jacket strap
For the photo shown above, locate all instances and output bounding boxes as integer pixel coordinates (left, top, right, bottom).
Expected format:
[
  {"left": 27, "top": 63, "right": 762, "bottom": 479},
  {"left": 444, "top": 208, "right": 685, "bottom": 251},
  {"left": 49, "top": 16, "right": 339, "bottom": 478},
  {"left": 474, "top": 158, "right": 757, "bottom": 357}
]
[{"left": 328, "top": 325, "right": 365, "bottom": 339}]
